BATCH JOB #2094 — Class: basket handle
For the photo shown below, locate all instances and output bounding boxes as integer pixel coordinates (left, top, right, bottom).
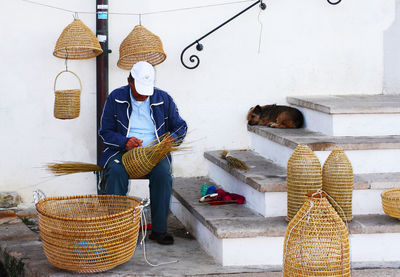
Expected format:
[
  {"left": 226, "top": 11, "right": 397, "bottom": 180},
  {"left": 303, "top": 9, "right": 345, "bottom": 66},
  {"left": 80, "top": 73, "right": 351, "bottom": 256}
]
[{"left": 54, "top": 70, "right": 82, "bottom": 92}]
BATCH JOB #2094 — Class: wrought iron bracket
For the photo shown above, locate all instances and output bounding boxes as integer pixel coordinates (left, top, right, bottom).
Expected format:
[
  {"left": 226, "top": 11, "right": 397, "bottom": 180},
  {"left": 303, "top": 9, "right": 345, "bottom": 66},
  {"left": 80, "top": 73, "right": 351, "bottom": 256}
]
[{"left": 180, "top": 0, "right": 266, "bottom": 69}]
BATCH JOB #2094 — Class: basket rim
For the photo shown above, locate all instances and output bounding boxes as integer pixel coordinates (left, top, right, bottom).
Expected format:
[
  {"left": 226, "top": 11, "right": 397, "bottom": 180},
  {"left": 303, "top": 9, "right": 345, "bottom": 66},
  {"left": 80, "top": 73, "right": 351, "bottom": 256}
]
[
  {"left": 36, "top": 194, "right": 141, "bottom": 222},
  {"left": 53, "top": 46, "right": 103, "bottom": 58},
  {"left": 381, "top": 188, "right": 400, "bottom": 200}
]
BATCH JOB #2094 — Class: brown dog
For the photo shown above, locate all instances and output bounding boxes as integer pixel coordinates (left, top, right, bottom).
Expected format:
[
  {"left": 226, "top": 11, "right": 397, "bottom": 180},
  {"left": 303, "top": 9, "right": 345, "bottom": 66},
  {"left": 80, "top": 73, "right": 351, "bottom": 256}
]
[{"left": 247, "top": 104, "right": 304, "bottom": 128}]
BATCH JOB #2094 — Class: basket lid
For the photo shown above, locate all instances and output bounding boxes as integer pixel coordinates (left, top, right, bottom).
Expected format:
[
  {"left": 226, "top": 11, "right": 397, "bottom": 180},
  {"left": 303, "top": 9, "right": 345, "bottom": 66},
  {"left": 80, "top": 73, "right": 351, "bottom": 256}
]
[
  {"left": 53, "top": 19, "right": 103, "bottom": 59},
  {"left": 117, "top": 25, "right": 166, "bottom": 70}
]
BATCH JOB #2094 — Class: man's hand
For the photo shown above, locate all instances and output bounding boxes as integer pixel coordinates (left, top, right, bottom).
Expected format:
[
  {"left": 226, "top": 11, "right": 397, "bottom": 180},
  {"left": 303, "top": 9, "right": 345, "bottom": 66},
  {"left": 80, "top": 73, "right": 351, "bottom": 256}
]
[{"left": 126, "top": 137, "right": 143, "bottom": 149}]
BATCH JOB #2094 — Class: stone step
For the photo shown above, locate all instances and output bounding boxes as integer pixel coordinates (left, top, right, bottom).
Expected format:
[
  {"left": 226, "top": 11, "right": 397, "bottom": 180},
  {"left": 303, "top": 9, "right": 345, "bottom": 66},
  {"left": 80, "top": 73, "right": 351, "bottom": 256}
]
[
  {"left": 287, "top": 94, "right": 400, "bottom": 136},
  {"left": 171, "top": 177, "right": 400, "bottom": 267},
  {"left": 248, "top": 125, "right": 400, "bottom": 174},
  {"left": 205, "top": 149, "right": 400, "bottom": 216}
]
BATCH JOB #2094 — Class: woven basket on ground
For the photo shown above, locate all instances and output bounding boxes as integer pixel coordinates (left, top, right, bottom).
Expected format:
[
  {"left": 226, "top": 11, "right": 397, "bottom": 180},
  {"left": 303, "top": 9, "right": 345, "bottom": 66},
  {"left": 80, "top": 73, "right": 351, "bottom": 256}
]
[
  {"left": 286, "top": 145, "right": 322, "bottom": 222},
  {"left": 117, "top": 25, "right": 166, "bottom": 69},
  {"left": 122, "top": 134, "right": 178, "bottom": 178},
  {"left": 36, "top": 195, "right": 142, "bottom": 273},
  {"left": 322, "top": 149, "right": 353, "bottom": 222},
  {"left": 53, "top": 70, "right": 81, "bottom": 119},
  {"left": 381, "top": 188, "right": 400, "bottom": 219},
  {"left": 283, "top": 192, "right": 350, "bottom": 277},
  {"left": 54, "top": 19, "right": 103, "bottom": 59}
]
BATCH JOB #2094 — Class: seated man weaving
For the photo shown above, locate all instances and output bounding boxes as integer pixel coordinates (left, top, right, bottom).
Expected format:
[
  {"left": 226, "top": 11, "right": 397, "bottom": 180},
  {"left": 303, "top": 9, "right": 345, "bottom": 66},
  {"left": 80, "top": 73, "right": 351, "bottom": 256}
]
[{"left": 98, "top": 61, "right": 187, "bottom": 245}]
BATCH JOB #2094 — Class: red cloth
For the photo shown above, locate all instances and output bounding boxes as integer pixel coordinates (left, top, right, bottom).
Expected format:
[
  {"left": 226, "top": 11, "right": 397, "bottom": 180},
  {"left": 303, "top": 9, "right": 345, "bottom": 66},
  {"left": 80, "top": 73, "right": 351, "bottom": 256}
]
[{"left": 214, "top": 189, "right": 245, "bottom": 204}]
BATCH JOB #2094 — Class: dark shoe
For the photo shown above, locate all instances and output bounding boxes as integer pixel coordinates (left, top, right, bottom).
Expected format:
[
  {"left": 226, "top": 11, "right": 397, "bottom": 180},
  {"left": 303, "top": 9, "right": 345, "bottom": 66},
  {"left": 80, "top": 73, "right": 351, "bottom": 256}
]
[{"left": 149, "top": 231, "right": 174, "bottom": 245}]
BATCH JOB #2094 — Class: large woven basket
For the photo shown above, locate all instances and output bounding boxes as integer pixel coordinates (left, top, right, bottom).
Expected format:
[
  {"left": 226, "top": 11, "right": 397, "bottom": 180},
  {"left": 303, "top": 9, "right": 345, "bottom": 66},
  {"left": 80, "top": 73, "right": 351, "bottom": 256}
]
[
  {"left": 54, "top": 19, "right": 103, "bottom": 59},
  {"left": 283, "top": 192, "right": 350, "bottom": 276},
  {"left": 381, "top": 188, "right": 400, "bottom": 219},
  {"left": 36, "top": 195, "right": 142, "bottom": 273},
  {"left": 286, "top": 145, "right": 322, "bottom": 222},
  {"left": 322, "top": 149, "right": 353, "bottom": 222},
  {"left": 117, "top": 25, "right": 166, "bottom": 70},
  {"left": 54, "top": 70, "right": 81, "bottom": 119}
]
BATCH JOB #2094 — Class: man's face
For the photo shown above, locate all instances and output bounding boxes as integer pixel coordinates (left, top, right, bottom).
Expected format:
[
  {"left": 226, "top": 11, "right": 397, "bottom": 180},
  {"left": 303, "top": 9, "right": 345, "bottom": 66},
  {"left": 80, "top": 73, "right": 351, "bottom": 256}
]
[{"left": 128, "top": 78, "right": 148, "bottom": 101}]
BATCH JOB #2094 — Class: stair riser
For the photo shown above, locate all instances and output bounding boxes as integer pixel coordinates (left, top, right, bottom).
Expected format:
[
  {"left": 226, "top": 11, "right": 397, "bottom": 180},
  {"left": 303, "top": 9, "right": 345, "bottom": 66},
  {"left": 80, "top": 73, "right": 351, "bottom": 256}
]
[
  {"left": 208, "top": 161, "right": 386, "bottom": 216},
  {"left": 172, "top": 196, "right": 400, "bottom": 267},
  {"left": 295, "top": 106, "right": 400, "bottom": 136},
  {"left": 251, "top": 133, "right": 400, "bottom": 174}
]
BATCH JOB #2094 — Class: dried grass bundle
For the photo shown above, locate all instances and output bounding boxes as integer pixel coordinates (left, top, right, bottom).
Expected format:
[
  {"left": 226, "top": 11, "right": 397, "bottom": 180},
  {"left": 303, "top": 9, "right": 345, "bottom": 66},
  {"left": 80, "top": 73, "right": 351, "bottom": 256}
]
[
  {"left": 47, "top": 162, "right": 103, "bottom": 176},
  {"left": 220, "top": 150, "right": 249, "bottom": 171},
  {"left": 122, "top": 133, "right": 183, "bottom": 178}
]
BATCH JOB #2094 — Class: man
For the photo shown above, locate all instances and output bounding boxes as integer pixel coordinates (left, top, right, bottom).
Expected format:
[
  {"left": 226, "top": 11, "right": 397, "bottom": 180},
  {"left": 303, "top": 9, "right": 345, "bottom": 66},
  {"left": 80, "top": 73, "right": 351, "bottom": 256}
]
[{"left": 98, "top": 61, "right": 187, "bottom": 245}]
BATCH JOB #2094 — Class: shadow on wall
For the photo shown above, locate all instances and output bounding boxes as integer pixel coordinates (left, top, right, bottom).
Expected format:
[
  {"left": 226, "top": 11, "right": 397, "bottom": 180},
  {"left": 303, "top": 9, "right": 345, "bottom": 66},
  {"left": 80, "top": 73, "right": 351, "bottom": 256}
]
[{"left": 384, "top": 0, "right": 400, "bottom": 95}]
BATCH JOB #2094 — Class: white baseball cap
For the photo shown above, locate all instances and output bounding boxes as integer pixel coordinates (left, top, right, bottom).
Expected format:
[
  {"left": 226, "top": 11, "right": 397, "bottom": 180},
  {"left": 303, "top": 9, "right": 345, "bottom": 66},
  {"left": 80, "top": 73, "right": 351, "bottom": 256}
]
[{"left": 130, "top": 61, "right": 155, "bottom": 96}]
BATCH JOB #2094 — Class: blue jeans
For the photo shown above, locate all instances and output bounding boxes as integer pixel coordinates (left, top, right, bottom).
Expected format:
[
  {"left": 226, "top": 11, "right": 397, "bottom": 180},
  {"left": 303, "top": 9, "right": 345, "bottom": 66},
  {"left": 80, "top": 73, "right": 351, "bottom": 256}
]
[{"left": 98, "top": 151, "right": 172, "bottom": 233}]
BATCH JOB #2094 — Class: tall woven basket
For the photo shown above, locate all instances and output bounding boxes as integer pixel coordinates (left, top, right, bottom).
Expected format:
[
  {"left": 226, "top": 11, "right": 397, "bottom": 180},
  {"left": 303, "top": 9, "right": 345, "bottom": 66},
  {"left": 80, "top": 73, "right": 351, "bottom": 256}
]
[
  {"left": 381, "top": 188, "right": 400, "bottom": 219},
  {"left": 283, "top": 192, "right": 351, "bottom": 277},
  {"left": 322, "top": 149, "right": 353, "bottom": 222},
  {"left": 122, "top": 136, "right": 176, "bottom": 178},
  {"left": 53, "top": 18, "right": 103, "bottom": 59},
  {"left": 36, "top": 195, "right": 142, "bottom": 273},
  {"left": 118, "top": 25, "right": 166, "bottom": 70},
  {"left": 53, "top": 70, "right": 81, "bottom": 119},
  {"left": 286, "top": 145, "right": 322, "bottom": 222}
]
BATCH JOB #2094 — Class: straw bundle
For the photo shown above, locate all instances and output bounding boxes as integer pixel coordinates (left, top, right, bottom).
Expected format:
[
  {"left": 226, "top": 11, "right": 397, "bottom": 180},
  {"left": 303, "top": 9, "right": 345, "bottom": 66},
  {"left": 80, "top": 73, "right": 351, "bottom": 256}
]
[
  {"left": 117, "top": 25, "right": 166, "bottom": 69},
  {"left": 283, "top": 192, "right": 350, "bottom": 277},
  {"left": 286, "top": 145, "right": 322, "bottom": 222},
  {"left": 322, "top": 149, "right": 353, "bottom": 222},
  {"left": 53, "top": 19, "right": 102, "bottom": 59},
  {"left": 47, "top": 162, "right": 103, "bottom": 176},
  {"left": 54, "top": 70, "right": 82, "bottom": 120},
  {"left": 220, "top": 150, "right": 249, "bottom": 170},
  {"left": 122, "top": 134, "right": 180, "bottom": 178},
  {"left": 36, "top": 195, "right": 142, "bottom": 273},
  {"left": 381, "top": 188, "right": 400, "bottom": 219}
]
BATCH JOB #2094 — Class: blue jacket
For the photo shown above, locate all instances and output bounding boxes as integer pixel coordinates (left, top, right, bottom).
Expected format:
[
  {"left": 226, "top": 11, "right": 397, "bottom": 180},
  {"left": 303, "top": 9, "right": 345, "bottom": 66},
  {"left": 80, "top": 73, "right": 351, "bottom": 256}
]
[{"left": 98, "top": 85, "right": 187, "bottom": 168}]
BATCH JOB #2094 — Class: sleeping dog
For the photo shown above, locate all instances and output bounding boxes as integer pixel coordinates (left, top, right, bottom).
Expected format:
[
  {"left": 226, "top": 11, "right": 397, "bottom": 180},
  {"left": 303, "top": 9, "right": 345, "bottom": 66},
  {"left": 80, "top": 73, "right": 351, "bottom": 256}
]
[{"left": 247, "top": 104, "right": 304, "bottom": 128}]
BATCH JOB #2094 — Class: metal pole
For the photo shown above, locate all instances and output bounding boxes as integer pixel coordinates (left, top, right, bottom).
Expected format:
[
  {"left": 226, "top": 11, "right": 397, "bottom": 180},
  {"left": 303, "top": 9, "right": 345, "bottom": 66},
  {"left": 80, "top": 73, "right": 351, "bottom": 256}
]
[{"left": 96, "top": 0, "right": 109, "bottom": 164}]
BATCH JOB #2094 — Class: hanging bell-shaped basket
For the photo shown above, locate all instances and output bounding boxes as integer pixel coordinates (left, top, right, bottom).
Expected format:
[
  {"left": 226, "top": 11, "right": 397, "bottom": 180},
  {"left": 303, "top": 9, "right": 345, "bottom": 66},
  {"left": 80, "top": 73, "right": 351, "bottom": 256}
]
[
  {"left": 286, "top": 145, "right": 322, "bottom": 222},
  {"left": 117, "top": 25, "right": 166, "bottom": 70},
  {"left": 283, "top": 192, "right": 351, "bottom": 277},
  {"left": 322, "top": 149, "right": 353, "bottom": 222},
  {"left": 53, "top": 70, "right": 81, "bottom": 120},
  {"left": 53, "top": 19, "right": 103, "bottom": 59}
]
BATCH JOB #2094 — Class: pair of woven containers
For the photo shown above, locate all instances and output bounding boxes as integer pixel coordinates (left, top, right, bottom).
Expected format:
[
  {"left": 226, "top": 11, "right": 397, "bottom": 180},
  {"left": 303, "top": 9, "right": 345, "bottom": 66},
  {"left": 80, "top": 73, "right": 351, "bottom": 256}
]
[
  {"left": 53, "top": 18, "right": 103, "bottom": 120},
  {"left": 283, "top": 192, "right": 351, "bottom": 276},
  {"left": 286, "top": 145, "right": 353, "bottom": 222}
]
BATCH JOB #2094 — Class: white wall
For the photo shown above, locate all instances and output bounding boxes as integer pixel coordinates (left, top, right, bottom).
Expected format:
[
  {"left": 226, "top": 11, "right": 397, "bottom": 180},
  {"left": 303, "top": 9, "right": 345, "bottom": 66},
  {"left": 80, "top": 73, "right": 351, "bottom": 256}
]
[{"left": 0, "top": 0, "right": 395, "bottom": 202}]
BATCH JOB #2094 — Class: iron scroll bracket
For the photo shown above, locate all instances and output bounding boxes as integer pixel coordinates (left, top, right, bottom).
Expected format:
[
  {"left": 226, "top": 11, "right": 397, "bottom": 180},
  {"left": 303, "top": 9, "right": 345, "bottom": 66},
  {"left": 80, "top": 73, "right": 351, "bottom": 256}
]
[{"left": 180, "top": 0, "right": 266, "bottom": 70}]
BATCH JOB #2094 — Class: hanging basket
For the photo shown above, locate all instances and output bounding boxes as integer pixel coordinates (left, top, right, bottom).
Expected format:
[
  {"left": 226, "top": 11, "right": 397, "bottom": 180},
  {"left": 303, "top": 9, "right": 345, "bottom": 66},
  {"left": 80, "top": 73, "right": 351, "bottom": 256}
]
[
  {"left": 53, "top": 70, "right": 82, "bottom": 119},
  {"left": 117, "top": 25, "right": 166, "bottom": 70},
  {"left": 36, "top": 195, "right": 142, "bottom": 273},
  {"left": 283, "top": 192, "right": 351, "bottom": 277},
  {"left": 54, "top": 19, "right": 103, "bottom": 59},
  {"left": 381, "top": 188, "right": 400, "bottom": 219},
  {"left": 286, "top": 145, "right": 322, "bottom": 222},
  {"left": 322, "top": 149, "right": 353, "bottom": 222}
]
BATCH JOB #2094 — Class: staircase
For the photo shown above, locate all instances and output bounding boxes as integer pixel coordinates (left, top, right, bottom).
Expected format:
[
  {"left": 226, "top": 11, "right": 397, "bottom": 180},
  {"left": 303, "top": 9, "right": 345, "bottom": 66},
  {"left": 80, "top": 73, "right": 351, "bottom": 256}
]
[{"left": 171, "top": 94, "right": 400, "bottom": 268}]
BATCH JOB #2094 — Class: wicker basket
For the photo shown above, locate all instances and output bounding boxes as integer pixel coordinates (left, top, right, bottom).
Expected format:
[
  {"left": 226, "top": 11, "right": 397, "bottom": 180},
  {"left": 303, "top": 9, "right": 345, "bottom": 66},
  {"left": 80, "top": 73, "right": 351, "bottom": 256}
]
[
  {"left": 286, "top": 145, "right": 322, "bottom": 222},
  {"left": 54, "top": 19, "right": 103, "bottom": 59},
  {"left": 122, "top": 136, "right": 176, "bottom": 178},
  {"left": 54, "top": 70, "right": 81, "bottom": 119},
  {"left": 381, "top": 188, "right": 400, "bottom": 219},
  {"left": 117, "top": 25, "right": 166, "bottom": 70},
  {"left": 322, "top": 149, "right": 353, "bottom": 222},
  {"left": 36, "top": 195, "right": 142, "bottom": 273},
  {"left": 283, "top": 192, "right": 350, "bottom": 277}
]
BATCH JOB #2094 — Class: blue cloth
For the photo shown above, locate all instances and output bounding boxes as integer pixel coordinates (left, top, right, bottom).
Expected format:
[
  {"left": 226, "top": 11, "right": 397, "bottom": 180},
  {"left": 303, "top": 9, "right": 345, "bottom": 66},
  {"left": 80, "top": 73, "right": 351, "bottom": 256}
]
[
  {"left": 98, "top": 85, "right": 187, "bottom": 168},
  {"left": 128, "top": 90, "right": 157, "bottom": 147},
  {"left": 98, "top": 152, "right": 172, "bottom": 233}
]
